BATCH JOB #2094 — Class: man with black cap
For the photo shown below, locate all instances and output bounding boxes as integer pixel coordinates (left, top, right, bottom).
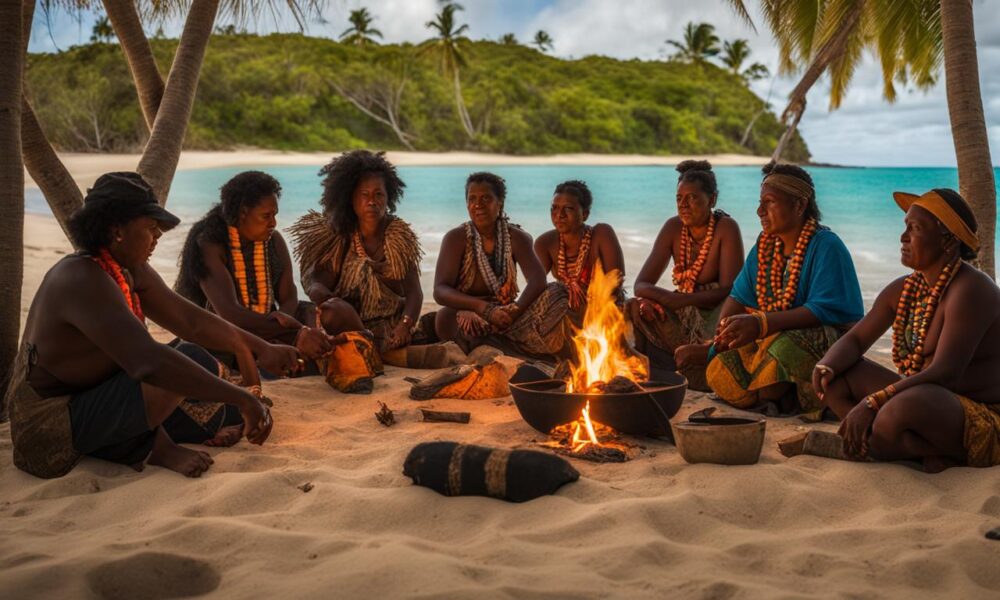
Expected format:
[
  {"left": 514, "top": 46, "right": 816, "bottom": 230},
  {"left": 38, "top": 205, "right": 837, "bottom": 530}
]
[
  {"left": 812, "top": 188, "right": 1000, "bottom": 472},
  {"left": 5, "top": 172, "right": 299, "bottom": 479}
]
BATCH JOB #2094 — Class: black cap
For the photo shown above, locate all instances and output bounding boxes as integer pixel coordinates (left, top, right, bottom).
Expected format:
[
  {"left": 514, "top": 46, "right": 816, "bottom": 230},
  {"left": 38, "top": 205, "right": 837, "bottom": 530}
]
[{"left": 84, "top": 172, "right": 181, "bottom": 230}]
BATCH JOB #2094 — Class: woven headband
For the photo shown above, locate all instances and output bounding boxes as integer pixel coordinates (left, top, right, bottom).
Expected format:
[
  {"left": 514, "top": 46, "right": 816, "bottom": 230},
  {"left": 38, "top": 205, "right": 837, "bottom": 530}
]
[
  {"left": 762, "top": 174, "right": 814, "bottom": 201},
  {"left": 895, "top": 190, "right": 980, "bottom": 253}
]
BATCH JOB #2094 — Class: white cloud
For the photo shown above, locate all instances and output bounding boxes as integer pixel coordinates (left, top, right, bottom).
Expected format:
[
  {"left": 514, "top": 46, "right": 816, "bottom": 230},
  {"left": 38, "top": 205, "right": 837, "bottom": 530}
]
[{"left": 26, "top": 0, "right": 1000, "bottom": 166}]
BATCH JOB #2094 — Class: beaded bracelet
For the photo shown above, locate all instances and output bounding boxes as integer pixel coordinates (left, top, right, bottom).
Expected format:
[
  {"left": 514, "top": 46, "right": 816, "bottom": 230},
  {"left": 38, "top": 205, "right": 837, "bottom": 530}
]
[{"left": 752, "top": 311, "right": 769, "bottom": 339}]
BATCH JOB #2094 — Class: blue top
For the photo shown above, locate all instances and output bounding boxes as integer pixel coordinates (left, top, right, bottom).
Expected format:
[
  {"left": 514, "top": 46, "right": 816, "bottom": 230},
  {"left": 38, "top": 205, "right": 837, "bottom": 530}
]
[{"left": 730, "top": 227, "right": 864, "bottom": 326}]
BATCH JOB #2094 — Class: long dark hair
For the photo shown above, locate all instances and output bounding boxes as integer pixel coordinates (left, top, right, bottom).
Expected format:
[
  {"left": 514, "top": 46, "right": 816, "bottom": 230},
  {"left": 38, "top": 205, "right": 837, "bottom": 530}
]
[{"left": 175, "top": 171, "right": 281, "bottom": 305}]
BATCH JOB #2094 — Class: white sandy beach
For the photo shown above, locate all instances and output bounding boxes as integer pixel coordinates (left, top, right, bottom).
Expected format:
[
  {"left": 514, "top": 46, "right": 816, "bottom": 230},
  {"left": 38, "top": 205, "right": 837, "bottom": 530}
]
[
  {"left": 23, "top": 150, "right": 772, "bottom": 190},
  {"left": 4, "top": 152, "right": 1000, "bottom": 598}
]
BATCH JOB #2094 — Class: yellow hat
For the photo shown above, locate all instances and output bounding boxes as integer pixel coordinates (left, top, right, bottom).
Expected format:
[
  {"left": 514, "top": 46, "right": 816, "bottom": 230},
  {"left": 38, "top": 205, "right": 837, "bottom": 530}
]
[{"left": 893, "top": 189, "right": 980, "bottom": 253}]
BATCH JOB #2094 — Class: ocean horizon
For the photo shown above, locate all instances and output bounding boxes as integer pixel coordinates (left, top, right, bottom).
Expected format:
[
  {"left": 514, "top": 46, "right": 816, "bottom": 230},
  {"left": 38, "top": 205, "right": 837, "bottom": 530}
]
[{"left": 26, "top": 164, "right": 1000, "bottom": 313}]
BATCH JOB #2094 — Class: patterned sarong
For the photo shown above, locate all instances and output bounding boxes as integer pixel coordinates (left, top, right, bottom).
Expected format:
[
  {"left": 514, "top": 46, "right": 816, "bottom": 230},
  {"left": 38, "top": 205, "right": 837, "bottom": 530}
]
[
  {"left": 958, "top": 396, "right": 1000, "bottom": 467},
  {"left": 706, "top": 325, "right": 841, "bottom": 418},
  {"left": 627, "top": 284, "right": 723, "bottom": 391},
  {"left": 454, "top": 223, "right": 571, "bottom": 360},
  {"left": 496, "top": 282, "right": 572, "bottom": 359}
]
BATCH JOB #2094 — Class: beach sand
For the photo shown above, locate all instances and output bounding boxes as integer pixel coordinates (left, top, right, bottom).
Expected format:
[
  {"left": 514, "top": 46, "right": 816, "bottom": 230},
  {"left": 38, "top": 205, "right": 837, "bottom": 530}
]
[
  {"left": 5, "top": 155, "right": 1000, "bottom": 598},
  {"left": 24, "top": 150, "right": 772, "bottom": 190}
]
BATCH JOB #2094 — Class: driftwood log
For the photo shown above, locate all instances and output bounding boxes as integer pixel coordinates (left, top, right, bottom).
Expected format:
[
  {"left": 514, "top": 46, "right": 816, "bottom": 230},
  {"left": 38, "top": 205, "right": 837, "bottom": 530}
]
[{"left": 419, "top": 408, "right": 471, "bottom": 424}]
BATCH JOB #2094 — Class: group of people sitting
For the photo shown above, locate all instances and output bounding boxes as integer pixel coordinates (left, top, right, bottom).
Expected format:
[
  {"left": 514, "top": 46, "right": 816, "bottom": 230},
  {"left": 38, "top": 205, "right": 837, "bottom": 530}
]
[{"left": 6, "top": 150, "right": 999, "bottom": 479}]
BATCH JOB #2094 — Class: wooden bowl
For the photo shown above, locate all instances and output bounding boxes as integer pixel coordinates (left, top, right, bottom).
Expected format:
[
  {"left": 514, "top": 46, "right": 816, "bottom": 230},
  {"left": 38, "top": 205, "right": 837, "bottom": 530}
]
[{"left": 671, "top": 416, "right": 766, "bottom": 465}]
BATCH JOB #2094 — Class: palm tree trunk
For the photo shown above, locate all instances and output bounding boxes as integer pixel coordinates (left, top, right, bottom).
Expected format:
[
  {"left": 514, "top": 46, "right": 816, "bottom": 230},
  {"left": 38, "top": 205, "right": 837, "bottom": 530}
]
[
  {"left": 21, "top": 100, "right": 83, "bottom": 236},
  {"left": 19, "top": 0, "right": 82, "bottom": 237},
  {"left": 0, "top": 0, "right": 25, "bottom": 410},
  {"left": 772, "top": 1, "right": 864, "bottom": 162},
  {"left": 103, "top": 0, "right": 164, "bottom": 131},
  {"left": 137, "top": 0, "right": 221, "bottom": 204},
  {"left": 452, "top": 69, "right": 475, "bottom": 140},
  {"left": 941, "top": 0, "right": 996, "bottom": 279}
]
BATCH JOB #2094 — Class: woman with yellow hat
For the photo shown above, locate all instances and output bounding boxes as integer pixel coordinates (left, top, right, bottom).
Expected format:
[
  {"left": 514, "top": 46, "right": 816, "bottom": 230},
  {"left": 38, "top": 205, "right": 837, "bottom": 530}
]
[{"left": 814, "top": 187, "right": 1000, "bottom": 472}]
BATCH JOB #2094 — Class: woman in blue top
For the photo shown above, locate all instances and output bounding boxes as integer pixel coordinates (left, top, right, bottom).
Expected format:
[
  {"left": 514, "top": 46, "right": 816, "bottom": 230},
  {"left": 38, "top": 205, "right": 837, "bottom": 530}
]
[{"left": 706, "top": 163, "right": 864, "bottom": 418}]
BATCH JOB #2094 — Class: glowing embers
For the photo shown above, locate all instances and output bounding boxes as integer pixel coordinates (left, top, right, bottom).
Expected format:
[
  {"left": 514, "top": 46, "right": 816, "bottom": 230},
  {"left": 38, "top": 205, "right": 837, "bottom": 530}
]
[{"left": 546, "top": 401, "right": 638, "bottom": 463}]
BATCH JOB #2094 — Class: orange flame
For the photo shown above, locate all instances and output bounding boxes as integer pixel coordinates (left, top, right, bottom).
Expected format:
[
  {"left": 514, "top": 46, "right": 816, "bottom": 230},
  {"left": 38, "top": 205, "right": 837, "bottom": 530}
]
[
  {"left": 566, "top": 262, "right": 648, "bottom": 393},
  {"left": 571, "top": 401, "right": 600, "bottom": 452}
]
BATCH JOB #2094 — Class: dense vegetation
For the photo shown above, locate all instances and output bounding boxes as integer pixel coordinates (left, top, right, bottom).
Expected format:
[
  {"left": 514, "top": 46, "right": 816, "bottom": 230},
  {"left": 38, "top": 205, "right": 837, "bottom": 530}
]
[{"left": 25, "top": 33, "right": 810, "bottom": 161}]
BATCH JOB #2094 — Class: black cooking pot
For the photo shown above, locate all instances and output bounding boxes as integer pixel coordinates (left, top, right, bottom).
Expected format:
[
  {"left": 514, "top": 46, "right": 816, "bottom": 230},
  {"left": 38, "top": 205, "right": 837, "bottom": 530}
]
[{"left": 508, "top": 367, "right": 687, "bottom": 437}]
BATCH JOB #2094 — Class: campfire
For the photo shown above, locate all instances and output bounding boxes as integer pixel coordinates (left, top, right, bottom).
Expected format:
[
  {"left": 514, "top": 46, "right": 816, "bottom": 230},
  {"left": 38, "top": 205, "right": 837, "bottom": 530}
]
[{"left": 547, "top": 264, "right": 646, "bottom": 462}]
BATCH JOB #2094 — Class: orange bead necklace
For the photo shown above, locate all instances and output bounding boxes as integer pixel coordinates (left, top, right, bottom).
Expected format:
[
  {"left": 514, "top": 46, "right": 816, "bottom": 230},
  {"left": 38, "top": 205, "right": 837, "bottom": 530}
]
[
  {"left": 228, "top": 226, "right": 271, "bottom": 314},
  {"left": 92, "top": 248, "right": 144, "bottom": 323},
  {"left": 556, "top": 225, "right": 593, "bottom": 309},
  {"left": 673, "top": 211, "right": 718, "bottom": 293},
  {"left": 755, "top": 217, "right": 818, "bottom": 312},
  {"left": 891, "top": 258, "right": 961, "bottom": 376}
]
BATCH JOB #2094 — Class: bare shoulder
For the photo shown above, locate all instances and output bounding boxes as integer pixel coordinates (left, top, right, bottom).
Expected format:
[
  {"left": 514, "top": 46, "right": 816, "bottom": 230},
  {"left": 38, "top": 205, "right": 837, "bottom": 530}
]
[
  {"left": 591, "top": 222, "right": 618, "bottom": 240},
  {"left": 952, "top": 263, "right": 1000, "bottom": 300},
  {"left": 441, "top": 225, "right": 467, "bottom": 247},
  {"left": 715, "top": 215, "right": 742, "bottom": 237},
  {"left": 47, "top": 254, "right": 102, "bottom": 291},
  {"left": 509, "top": 225, "right": 534, "bottom": 246},
  {"left": 535, "top": 229, "right": 558, "bottom": 245}
]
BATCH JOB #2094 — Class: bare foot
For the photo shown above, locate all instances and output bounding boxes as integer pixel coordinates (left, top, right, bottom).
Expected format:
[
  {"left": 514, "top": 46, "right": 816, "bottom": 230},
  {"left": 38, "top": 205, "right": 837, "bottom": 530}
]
[
  {"left": 204, "top": 425, "right": 243, "bottom": 448},
  {"left": 148, "top": 428, "right": 214, "bottom": 477},
  {"left": 923, "top": 456, "right": 958, "bottom": 474}
]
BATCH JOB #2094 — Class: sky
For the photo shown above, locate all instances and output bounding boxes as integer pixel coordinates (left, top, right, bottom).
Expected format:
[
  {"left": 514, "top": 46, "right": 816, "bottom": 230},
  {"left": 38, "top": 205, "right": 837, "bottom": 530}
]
[{"left": 27, "top": 0, "right": 1000, "bottom": 167}]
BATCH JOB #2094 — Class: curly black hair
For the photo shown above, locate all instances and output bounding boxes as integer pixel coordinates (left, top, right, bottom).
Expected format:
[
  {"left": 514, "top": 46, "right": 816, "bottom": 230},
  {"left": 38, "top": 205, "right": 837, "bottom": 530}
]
[
  {"left": 465, "top": 172, "right": 507, "bottom": 204},
  {"left": 761, "top": 161, "right": 821, "bottom": 222},
  {"left": 319, "top": 150, "right": 405, "bottom": 235},
  {"left": 67, "top": 200, "right": 132, "bottom": 253},
  {"left": 934, "top": 188, "right": 978, "bottom": 260},
  {"left": 676, "top": 160, "right": 718, "bottom": 198},
  {"left": 174, "top": 171, "right": 281, "bottom": 305},
  {"left": 553, "top": 180, "right": 593, "bottom": 212}
]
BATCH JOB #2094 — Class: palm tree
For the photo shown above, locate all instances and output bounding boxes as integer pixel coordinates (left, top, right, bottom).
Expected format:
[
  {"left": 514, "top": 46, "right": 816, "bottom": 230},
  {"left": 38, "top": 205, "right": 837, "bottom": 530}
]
[
  {"left": 90, "top": 15, "right": 114, "bottom": 43},
  {"left": 422, "top": 2, "right": 475, "bottom": 139},
  {"left": 666, "top": 22, "right": 720, "bottom": 64},
  {"left": 23, "top": 0, "right": 324, "bottom": 223},
  {"left": 500, "top": 33, "right": 517, "bottom": 45},
  {"left": 532, "top": 30, "right": 553, "bottom": 53},
  {"left": 340, "top": 7, "right": 383, "bottom": 47},
  {"left": 940, "top": 0, "right": 995, "bottom": 278},
  {"left": 721, "top": 39, "right": 769, "bottom": 82},
  {"left": 724, "top": 0, "right": 994, "bottom": 278},
  {"left": 1, "top": 0, "right": 25, "bottom": 405}
]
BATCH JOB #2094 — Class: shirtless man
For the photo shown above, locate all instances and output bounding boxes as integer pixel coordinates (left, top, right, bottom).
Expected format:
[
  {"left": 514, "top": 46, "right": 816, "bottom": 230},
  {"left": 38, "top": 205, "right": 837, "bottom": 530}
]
[
  {"left": 433, "top": 172, "right": 556, "bottom": 356},
  {"left": 814, "top": 188, "right": 1000, "bottom": 472},
  {"left": 6, "top": 173, "right": 298, "bottom": 479}
]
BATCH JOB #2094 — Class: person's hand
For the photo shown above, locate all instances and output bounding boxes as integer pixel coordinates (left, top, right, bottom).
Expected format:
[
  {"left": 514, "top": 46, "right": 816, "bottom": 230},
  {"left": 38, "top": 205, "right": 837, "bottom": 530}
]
[
  {"left": 636, "top": 298, "right": 666, "bottom": 321},
  {"left": 269, "top": 311, "right": 301, "bottom": 329},
  {"left": 257, "top": 342, "right": 302, "bottom": 376},
  {"left": 812, "top": 364, "right": 835, "bottom": 401},
  {"left": 457, "top": 310, "right": 490, "bottom": 337},
  {"left": 714, "top": 314, "right": 760, "bottom": 351},
  {"left": 385, "top": 320, "right": 413, "bottom": 351},
  {"left": 295, "top": 327, "right": 336, "bottom": 360},
  {"left": 487, "top": 304, "right": 519, "bottom": 331},
  {"left": 675, "top": 343, "right": 709, "bottom": 370},
  {"left": 838, "top": 401, "right": 876, "bottom": 459},
  {"left": 659, "top": 291, "right": 690, "bottom": 312},
  {"left": 239, "top": 391, "right": 273, "bottom": 445}
]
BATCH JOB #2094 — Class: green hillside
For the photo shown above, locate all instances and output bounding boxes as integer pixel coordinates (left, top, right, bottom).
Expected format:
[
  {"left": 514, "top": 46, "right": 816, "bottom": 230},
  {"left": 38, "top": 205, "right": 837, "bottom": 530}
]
[{"left": 25, "top": 33, "right": 810, "bottom": 161}]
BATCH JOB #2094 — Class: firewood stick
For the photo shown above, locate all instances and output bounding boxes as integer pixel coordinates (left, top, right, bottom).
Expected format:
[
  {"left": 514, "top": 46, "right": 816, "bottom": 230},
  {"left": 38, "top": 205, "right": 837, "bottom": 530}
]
[{"left": 419, "top": 408, "right": 471, "bottom": 424}]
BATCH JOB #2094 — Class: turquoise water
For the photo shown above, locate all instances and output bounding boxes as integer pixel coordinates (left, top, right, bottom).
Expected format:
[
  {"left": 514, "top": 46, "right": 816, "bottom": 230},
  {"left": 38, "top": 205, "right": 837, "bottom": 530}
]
[{"left": 27, "top": 165, "right": 1000, "bottom": 308}]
